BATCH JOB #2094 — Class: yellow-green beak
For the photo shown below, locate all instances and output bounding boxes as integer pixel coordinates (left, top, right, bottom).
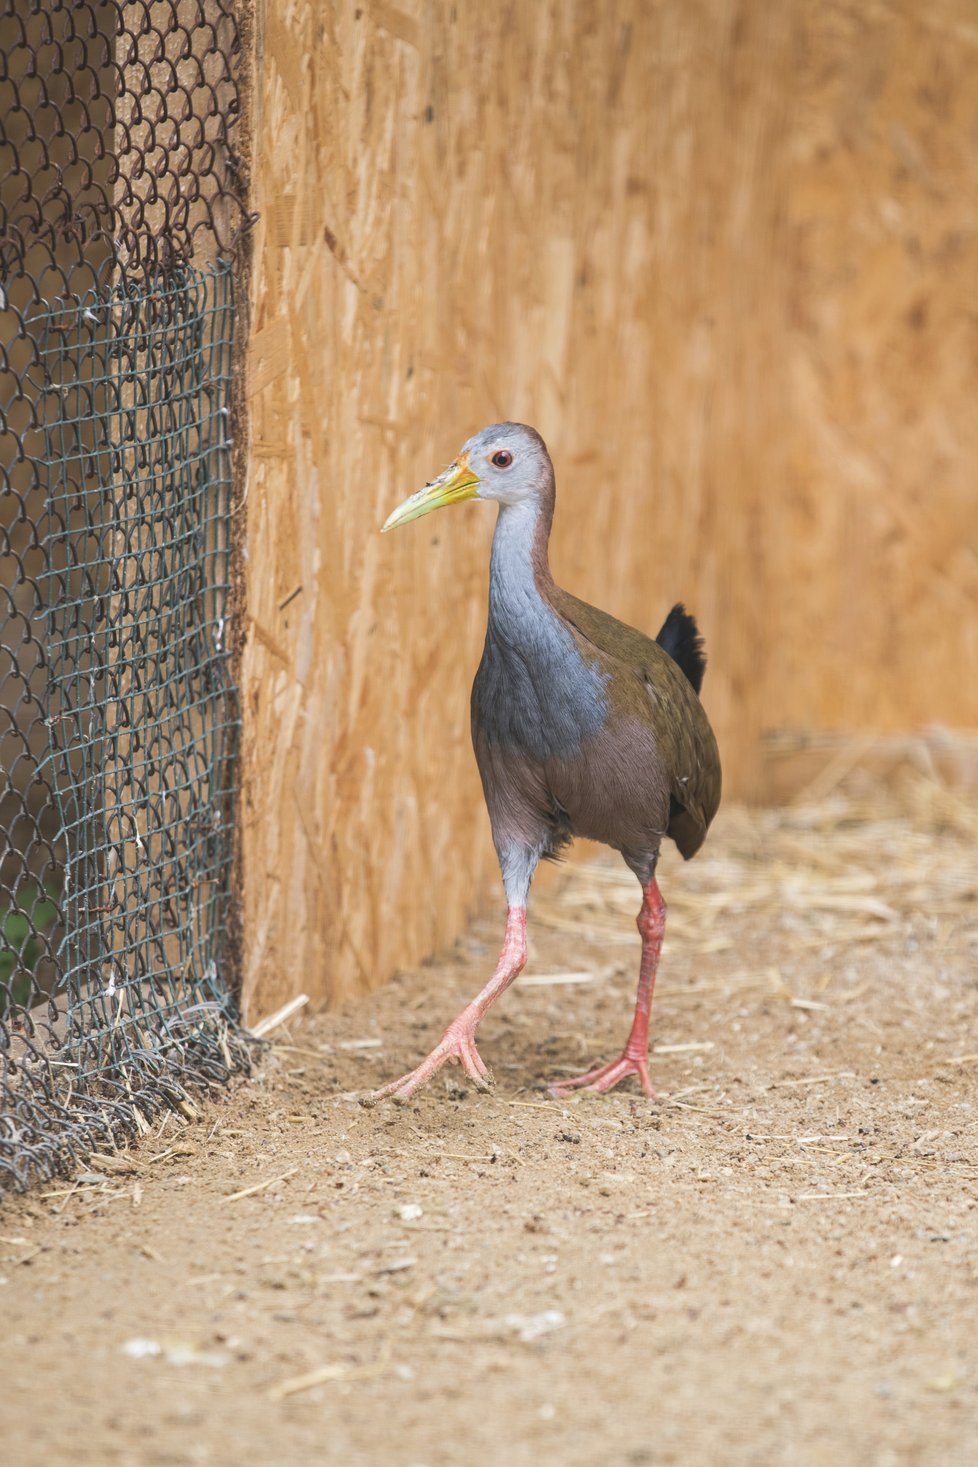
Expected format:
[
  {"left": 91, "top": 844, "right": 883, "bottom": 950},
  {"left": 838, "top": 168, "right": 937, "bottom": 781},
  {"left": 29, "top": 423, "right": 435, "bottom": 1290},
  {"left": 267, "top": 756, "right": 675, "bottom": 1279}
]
[{"left": 381, "top": 453, "right": 480, "bottom": 532}]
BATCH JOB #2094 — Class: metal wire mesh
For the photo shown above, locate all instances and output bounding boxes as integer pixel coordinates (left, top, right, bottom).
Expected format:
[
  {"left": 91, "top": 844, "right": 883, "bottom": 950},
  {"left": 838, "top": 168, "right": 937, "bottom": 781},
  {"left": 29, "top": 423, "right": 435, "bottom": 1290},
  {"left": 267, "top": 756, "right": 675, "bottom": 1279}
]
[{"left": 0, "top": 0, "right": 251, "bottom": 1191}]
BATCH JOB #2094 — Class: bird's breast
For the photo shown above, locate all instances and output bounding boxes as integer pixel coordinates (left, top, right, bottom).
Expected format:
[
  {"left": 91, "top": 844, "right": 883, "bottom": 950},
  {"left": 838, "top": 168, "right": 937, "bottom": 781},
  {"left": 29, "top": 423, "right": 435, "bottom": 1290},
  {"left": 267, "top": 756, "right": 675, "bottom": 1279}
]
[{"left": 472, "top": 607, "right": 608, "bottom": 764}]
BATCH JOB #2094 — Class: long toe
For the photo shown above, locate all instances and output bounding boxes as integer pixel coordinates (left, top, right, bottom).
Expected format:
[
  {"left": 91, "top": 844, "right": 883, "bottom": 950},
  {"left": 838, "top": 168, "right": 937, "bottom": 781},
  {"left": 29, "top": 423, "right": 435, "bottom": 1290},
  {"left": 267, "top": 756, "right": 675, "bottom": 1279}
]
[
  {"left": 360, "top": 1069, "right": 418, "bottom": 1107},
  {"left": 547, "top": 1061, "right": 610, "bottom": 1094},
  {"left": 549, "top": 1053, "right": 654, "bottom": 1099},
  {"left": 457, "top": 1032, "right": 492, "bottom": 1088}
]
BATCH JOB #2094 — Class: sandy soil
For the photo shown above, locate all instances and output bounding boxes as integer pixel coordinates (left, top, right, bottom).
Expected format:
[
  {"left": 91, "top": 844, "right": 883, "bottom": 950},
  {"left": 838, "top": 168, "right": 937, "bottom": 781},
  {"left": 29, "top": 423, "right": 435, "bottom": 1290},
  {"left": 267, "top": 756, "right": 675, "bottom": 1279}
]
[{"left": 2, "top": 797, "right": 978, "bottom": 1467}]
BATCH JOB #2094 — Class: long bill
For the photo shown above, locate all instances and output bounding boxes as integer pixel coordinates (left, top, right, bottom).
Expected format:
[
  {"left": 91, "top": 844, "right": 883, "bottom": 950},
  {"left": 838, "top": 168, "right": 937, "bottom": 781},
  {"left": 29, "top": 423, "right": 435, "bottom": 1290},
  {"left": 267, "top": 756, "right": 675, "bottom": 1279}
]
[{"left": 381, "top": 453, "right": 480, "bottom": 532}]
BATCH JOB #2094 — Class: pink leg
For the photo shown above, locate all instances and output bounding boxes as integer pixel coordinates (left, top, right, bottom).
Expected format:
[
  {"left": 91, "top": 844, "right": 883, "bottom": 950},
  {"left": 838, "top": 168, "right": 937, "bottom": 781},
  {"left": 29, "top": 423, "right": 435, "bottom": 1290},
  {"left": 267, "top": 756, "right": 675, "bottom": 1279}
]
[
  {"left": 365, "top": 907, "right": 527, "bottom": 1105},
  {"left": 550, "top": 879, "right": 666, "bottom": 1099}
]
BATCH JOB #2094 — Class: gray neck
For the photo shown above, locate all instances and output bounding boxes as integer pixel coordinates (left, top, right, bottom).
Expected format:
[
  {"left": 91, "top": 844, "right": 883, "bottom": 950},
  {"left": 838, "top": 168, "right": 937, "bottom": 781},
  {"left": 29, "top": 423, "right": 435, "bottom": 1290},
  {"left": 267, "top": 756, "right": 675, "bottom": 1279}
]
[
  {"left": 488, "top": 498, "right": 551, "bottom": 639},
  {"left": 477, "top": 495, "right": 606, "bottom": 763}
]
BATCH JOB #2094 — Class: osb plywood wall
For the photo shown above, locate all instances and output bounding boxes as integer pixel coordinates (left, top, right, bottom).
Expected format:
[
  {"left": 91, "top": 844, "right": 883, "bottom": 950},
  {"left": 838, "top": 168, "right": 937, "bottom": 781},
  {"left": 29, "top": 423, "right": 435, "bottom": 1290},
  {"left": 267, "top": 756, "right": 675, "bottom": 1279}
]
[{"left": 240, "top": 0, "right": 978, "bottom": 1017}]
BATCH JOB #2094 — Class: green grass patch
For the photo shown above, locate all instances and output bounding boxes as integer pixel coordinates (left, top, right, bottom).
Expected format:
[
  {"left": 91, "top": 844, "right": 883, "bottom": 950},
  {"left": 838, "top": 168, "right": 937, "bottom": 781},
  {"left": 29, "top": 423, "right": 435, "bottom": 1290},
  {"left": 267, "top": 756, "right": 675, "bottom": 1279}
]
[{"left": 0, "top": 881, "right": 61, "bottom": 1013}]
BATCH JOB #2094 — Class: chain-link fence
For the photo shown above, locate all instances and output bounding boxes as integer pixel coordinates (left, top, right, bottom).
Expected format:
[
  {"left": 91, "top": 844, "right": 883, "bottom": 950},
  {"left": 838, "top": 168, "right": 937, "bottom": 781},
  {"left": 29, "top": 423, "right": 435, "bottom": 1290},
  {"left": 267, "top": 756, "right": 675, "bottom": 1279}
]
[{"left": 1, "top": 0, "right": 251, "bottom": 1192}]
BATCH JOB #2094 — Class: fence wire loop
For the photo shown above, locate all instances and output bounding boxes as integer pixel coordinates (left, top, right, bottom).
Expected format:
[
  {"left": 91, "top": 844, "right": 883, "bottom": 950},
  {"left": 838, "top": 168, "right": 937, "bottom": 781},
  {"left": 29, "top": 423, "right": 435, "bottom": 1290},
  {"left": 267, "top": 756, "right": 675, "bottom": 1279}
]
[{"left": 1, "top": 0, "right": 247, "bottom": 1193}]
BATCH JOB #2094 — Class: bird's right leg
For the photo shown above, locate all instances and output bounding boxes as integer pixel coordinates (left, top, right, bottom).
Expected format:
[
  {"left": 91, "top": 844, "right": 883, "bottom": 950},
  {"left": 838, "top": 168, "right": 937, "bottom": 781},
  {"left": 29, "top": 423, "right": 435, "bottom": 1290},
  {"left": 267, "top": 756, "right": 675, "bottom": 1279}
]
[
  {"left": 364, "top": 907, "right": 527, "bottom": 1104},
  {"left": 364, "top": 837, "right": 541, "bottom": 1105}
]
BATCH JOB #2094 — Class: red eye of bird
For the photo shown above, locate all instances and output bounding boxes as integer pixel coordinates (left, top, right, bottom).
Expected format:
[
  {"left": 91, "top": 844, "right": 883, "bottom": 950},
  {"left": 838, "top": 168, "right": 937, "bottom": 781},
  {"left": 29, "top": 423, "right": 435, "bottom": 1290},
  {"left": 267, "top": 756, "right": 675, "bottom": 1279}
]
[{"left": 491, "top": 450, "right": 513, "bottom": 468}]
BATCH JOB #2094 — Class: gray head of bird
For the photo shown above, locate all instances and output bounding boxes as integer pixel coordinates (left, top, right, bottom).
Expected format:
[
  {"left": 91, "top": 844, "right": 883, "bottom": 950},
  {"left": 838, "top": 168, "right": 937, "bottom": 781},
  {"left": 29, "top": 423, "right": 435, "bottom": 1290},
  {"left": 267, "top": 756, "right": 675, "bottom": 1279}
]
[{"left": 381, "top": 422, "right": 552, "bottom": 532}]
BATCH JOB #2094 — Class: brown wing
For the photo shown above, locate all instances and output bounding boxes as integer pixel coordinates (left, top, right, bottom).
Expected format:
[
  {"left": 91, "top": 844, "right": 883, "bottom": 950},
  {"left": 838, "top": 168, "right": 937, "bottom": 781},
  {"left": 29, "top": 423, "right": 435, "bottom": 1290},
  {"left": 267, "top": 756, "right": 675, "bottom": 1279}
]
[{"left": 550, "top": 588, "right": 722, "bottom": 859}]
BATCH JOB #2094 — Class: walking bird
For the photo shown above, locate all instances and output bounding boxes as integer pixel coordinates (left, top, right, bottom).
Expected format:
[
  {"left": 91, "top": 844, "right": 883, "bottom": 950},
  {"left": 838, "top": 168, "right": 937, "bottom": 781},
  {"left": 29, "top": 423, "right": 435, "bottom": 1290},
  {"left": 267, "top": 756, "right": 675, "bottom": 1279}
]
[{"left": 370, "top": 423, "right": 721, "bottom": 1102}]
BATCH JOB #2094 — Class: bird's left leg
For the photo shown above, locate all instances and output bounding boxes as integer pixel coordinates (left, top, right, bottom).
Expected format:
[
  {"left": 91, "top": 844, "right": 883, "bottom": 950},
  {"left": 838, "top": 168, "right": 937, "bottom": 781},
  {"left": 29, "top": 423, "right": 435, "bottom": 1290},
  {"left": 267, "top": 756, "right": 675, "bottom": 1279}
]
[
  {"left": 364, "top": 907, "right": 527, "bottom": 1105},
  {"left": 550, "top": 878, "right": 666, "bottom": 1098}
]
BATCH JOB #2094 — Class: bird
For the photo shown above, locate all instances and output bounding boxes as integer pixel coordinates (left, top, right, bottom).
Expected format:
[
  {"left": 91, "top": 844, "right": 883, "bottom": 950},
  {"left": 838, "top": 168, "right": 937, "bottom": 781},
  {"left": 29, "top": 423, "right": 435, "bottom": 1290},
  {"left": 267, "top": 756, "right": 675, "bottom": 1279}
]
[{"left": 369, "top": 422, "right": 720, "bottom": 1104}]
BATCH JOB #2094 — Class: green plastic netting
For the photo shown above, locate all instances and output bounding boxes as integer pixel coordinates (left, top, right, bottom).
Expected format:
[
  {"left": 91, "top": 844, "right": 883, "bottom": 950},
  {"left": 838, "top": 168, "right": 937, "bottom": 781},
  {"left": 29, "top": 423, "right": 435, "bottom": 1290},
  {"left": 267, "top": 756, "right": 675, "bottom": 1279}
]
[{"left": 1, "top": 1, "right": 251, "bottom": 1192}]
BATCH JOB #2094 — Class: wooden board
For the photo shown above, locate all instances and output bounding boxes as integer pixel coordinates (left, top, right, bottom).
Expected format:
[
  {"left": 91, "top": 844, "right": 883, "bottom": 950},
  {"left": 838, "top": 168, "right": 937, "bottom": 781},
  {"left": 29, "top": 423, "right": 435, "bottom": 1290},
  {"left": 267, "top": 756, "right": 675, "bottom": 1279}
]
[{"left": 240, "top": 0, "right": 978, "bottom": 1017}]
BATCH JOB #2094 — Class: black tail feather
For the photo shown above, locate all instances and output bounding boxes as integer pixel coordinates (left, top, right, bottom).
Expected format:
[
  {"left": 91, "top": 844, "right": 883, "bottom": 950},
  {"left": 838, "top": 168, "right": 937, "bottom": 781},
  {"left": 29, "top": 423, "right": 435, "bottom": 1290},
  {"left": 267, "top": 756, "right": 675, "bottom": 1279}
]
[{"left": 656, "top": 602, "right": 707, "bottom": 694}]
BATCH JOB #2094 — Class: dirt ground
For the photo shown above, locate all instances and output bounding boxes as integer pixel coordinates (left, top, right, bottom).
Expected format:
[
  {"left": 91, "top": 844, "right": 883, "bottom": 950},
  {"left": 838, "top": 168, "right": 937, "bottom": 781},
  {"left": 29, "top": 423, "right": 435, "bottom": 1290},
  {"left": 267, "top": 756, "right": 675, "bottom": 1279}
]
[{"left": 3, "top": 792, "right": 978, "bottom": 1467}]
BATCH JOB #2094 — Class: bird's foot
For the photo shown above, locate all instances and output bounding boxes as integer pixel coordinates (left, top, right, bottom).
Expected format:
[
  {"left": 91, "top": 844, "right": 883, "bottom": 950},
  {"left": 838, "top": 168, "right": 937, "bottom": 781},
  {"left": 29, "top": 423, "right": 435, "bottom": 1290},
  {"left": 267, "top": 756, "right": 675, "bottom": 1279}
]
[
  {"left": 363, "top": 1019, "right": 492, "bottom": 1106},
  {"left": 549, "top": 1049, "right": 654, "bottom": 1099}
]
